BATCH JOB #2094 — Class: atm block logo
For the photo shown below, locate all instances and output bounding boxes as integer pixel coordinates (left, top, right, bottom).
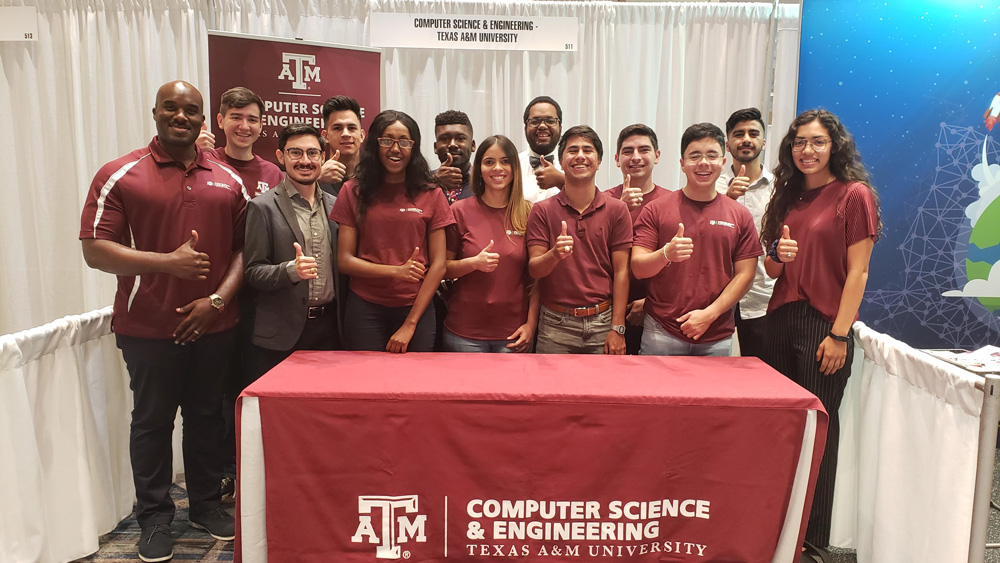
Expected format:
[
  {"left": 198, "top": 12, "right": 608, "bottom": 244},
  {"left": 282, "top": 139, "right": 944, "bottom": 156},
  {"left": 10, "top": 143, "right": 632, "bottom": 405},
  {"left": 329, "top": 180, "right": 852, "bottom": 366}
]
[
  {"left": 278, "top": 52, "right": 321, "bottom": 90},
  {"left": 351, "top": 495, "right": 428, "bottom": 559}
]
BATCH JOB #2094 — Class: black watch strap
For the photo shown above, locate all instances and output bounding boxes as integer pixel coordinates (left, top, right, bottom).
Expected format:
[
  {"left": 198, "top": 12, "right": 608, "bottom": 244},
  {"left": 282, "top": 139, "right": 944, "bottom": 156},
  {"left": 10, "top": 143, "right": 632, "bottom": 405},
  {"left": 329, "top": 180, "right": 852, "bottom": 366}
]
[{"left": 828, "top": 331, "right": 850, "bottom": 343}]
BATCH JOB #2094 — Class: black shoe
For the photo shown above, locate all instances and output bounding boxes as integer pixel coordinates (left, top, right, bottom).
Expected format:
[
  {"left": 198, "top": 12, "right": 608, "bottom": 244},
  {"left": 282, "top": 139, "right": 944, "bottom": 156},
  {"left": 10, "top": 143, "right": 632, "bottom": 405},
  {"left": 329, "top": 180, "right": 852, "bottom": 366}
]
[
  {"left": 138, "top": 523, "right": 173, "bottom": 562},
  {"left": 189, "top": 506, "right": 236, "bottom": 541},
  {"left": 220, "top": 475, "right": 236, "bottom": 503},
  {"left": 800, "top": 541, "right": 833, "bottom": 563}
]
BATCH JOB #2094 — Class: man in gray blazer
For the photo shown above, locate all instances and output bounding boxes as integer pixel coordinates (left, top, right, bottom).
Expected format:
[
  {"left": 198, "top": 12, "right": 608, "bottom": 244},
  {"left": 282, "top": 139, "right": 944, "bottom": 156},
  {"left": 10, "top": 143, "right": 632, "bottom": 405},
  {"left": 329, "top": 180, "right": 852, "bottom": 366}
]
[{"left": 244, "top": 123, "right": 346, "bottom": 377}]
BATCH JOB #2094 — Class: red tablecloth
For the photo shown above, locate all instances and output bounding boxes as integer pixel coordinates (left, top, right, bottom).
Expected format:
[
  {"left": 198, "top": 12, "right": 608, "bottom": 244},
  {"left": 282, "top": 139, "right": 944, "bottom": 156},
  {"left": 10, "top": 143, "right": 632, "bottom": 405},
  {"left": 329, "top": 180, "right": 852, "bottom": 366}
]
[{"left": 238, "top": 352, "right": 826, "bottom": 563}]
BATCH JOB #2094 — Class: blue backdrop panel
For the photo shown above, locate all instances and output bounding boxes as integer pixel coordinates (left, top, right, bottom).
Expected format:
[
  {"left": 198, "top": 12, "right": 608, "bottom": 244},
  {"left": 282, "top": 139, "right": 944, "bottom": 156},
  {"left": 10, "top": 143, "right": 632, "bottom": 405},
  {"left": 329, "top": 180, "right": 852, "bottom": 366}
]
[{"left": 797, "top": 1, "right": 1000, "bottom": 348}]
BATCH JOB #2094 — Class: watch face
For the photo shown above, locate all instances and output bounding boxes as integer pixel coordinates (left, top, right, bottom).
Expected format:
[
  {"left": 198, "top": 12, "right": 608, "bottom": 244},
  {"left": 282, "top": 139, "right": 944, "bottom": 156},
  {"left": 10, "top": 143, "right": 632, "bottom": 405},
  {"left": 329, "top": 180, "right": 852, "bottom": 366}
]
[
  {"left": 613, "top": 325, "right": 626, "bottom": 335},
  {"left": 211, "top": 296, "right": 224, "bottom": 308}
]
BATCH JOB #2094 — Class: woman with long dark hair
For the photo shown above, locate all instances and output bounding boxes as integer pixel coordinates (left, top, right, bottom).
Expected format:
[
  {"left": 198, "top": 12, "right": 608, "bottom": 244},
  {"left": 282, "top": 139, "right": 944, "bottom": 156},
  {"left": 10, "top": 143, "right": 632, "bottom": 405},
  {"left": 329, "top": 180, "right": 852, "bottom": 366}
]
[
  {"left": 443, "top": 135, "right": 539, "bottom": 352},
  {"left": 759, "top": 109, "right": 882, "bottom": 558},
  {"left": 329, "top": 110, "right": 454, "bottom": 352}
]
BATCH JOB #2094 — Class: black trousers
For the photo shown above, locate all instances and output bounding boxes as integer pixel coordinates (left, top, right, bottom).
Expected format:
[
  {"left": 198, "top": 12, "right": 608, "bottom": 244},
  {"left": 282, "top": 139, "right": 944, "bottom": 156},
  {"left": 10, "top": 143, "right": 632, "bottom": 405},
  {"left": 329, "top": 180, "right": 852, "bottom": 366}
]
[
  {"left": 762, "top": 301, "right": 853, "bottom": 547},
  {"left": 251, "top": 306, "right": 342, "bottom": 379},
  {"left": 344, "top": 292, "right": 435, "bottom": 352},
  {"left": 734, "top": 304, "right": 768, "bottom": 359},
  {"left": 116, "top": 329, "right": 236, "bottom": 527}
]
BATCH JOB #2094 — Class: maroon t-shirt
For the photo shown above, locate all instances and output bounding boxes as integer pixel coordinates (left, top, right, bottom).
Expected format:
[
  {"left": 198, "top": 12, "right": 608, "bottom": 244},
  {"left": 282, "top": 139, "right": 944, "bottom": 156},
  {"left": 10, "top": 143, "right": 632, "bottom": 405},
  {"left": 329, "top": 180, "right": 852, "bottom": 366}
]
[
  {"left": 79, "top": 138, "right": 250, "bottom": 339},
  {"left": 525, "top": 189, "right": 633, "bottom": 307},
  {"left": 633, "top": 190, "right": 762, "bottom": 343},
  {"left": 444, "top": 197, "right": 530, "bottom": 340},
  {"left": 606, "top": 183, "right": 668, "bottom": 301},
  {"left": 207, "top": 147, "right": 283, "bottom": 198},
  {"left": 767, "top": 180, "right": 879, "bottom": 322},
  {"left": 330, "top": 180, "right": 455, "bottom": 307}
]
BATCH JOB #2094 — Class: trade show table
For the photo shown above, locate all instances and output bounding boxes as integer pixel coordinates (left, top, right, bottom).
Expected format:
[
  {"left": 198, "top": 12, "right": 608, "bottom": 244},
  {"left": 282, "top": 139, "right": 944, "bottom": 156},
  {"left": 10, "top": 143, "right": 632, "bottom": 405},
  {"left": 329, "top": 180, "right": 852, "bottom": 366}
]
[{"left": 236, "top": 352, "right": 827, "bottom": 563}]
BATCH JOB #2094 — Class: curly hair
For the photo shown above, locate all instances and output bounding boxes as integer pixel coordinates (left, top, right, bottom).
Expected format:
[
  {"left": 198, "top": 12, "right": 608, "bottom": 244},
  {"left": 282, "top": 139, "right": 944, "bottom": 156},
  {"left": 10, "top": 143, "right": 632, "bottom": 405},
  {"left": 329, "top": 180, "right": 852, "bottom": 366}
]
[
  {"left": 470, "top": 135, "right": 531, "bottom": 239},
  {"left": 352, "top": 110, "right": 432, "bottom": 220},
  {"left": 760, "top": 109, "right": 883, "bottom": 246}
]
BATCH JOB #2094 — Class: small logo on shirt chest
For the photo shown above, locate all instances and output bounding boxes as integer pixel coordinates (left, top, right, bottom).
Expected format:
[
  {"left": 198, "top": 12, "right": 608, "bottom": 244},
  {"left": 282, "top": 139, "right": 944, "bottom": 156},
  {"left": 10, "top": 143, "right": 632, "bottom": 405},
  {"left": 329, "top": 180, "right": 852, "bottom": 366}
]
[
  {"left": 207, "top": 180, "right": 232, "bottom": 190},
  {"left": 709, "top": 219, "right": 735, "bottom": 229},
  {"left": 400, "top": 207, "right": 424, "bottom": 214}
]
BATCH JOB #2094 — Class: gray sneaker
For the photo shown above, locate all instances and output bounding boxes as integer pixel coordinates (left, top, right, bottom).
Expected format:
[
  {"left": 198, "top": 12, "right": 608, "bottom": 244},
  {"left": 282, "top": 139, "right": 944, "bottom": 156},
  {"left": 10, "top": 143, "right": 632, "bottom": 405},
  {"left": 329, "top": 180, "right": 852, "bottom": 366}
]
[
  {"left": 189, "top": 506, "right": 235, "bottom": 541},
  {"left": 138, "top": 523, "right": 173, "bottom": 562}
]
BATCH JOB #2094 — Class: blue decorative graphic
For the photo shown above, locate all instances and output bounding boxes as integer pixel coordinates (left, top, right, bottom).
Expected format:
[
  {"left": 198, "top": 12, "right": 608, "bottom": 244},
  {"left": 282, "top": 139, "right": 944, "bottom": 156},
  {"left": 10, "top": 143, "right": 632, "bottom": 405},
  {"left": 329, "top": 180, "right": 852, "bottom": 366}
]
[{"left": 798, "top": 2, "right": 1000, "bottom": 348}]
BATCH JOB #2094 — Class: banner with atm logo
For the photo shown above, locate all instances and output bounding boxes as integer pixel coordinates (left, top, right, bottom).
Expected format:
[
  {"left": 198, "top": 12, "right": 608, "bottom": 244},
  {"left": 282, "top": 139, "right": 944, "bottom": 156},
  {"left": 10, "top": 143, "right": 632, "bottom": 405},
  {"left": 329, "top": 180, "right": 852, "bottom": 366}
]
[{"left": 207, "top": 31, "right": 381, "bottom": 165}]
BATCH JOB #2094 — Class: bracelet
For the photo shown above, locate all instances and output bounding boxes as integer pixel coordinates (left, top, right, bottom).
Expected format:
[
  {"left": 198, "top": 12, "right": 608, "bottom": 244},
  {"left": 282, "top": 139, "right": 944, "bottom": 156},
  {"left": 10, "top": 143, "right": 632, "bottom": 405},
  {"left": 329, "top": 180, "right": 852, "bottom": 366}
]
[
  {"left": 767, "top": 239, "right": 783, "bottom": 263},
  {"left": 828, "top": 331, "right": 850, "bottom": 343},
  {"left": 662, "top": 245, "right": 671, "bottom": 265}
]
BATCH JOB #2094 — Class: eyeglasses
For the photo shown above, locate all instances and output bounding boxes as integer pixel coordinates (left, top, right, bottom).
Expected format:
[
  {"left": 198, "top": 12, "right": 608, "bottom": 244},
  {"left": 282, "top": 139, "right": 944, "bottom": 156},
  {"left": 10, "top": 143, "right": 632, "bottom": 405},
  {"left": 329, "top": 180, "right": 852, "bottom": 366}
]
[
  {"left": 526, "top": 117, "right": 559, "bottom": 128},
  {"left": 377, "top": 137, "right": 415, "bottom": 149},
  {"left": 683, "top": 152, "right": 723, "bottom": 164},
  {"left": 791, "top": 137, "right": 831, "bottom": 152},
  {"left": 284, "top": 148, "right": 323, "bottom": 161}
]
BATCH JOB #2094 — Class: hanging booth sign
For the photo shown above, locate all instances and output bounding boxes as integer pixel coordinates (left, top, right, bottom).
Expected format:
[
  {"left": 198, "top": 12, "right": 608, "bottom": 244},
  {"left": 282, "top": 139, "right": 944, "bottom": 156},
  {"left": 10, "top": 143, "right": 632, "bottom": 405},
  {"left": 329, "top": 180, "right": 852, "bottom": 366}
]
[{"left": 371, "top": 13, "right": 579, "bottom": 52}]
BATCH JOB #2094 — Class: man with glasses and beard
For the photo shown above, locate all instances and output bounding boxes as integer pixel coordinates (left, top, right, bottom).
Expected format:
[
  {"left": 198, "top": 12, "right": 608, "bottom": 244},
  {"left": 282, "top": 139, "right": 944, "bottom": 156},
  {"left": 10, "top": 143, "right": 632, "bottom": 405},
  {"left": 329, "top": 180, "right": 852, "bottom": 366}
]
[
  {"left": 518, "top": 96, "right": 566, "bottom": 202},
  {"left": 715, "top": 108, "right": 775, "bottom": 358},
  {"left": 244, "top": 123, "right": 346, "bottom": 377}
]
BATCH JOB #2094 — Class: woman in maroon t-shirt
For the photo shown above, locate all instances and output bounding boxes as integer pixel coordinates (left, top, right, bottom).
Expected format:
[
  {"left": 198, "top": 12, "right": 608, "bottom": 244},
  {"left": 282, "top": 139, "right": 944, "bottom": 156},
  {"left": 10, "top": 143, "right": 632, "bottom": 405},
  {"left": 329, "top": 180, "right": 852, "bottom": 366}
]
[
  {"left": 759, "top": 109, "right": 882, "bottom": 556},
  {"left": 330, "top": 110, "right": 455, "bottom": 353},
  {"left": 443, "top": 135, "right": 539, "bottom": 352}
]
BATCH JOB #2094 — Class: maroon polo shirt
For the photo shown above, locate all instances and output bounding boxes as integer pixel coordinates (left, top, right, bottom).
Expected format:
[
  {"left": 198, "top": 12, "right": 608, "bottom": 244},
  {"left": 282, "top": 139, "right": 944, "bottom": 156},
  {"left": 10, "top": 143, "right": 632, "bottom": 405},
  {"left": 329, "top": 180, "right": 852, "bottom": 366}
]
[
  {"left": 526, "top": 188, "right": 633, "bottom": 308},
  {"left": 79, "top": 137, "right": 250, "bottom": 339},
  {"left": 445, "top": 196, "right": 531, "bottom": 340},
  {"left": 207, "top": 147, "right": 283, "bottom": 198},
  {"left": 633, "top": 190, "right": 762, "bottom": 343},
  {"left": 606, "top": 183, "right": 668, "bottom": 301},
  {"left": 767, "top": 180, "right": 879, "bottom": 322},
  {"left": 330, "top": 180, "right": 455, "bottom": 307}
]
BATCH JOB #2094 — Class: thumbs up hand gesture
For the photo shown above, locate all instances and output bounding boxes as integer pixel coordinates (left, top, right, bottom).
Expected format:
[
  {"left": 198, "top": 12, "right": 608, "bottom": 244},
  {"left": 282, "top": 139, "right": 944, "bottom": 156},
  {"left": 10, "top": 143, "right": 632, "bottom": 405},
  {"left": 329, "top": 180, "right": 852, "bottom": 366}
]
[
  {"left": 474, "top": 240, "right": 500, "bottom": 273},
  {"left": 395, "top": 247, "right": 427, "bottom": 282},
  {"left": 663, "top": 223, "right": 693, "bottom": 263},
  {"left": 534, "top": 155, "right": 565, "bottom": 190},
  {"left": 433, "top": 150, "right": 463, "bottom": 191},
  {"left": 776, "top": 225, "right": 797, "bottom": 263},
  {"left": 726, "top": 165, "right": 751, "bottom": 199},
  {"left": 293, "top": 242, "right": 318, "bottom": 280},
  {"left": 621, "top": 173, "right": 643, "bottom": 210},
  {"left": 319, "top": 149, "right": 347, "bottom": 184},
  {"left": 555, "top": 220, "right": 574, "bottom": 259},
  {"left": 195, "top": 122, "right": 215, "bottom": 151},
  {"left": 168, "top": 230, "right": 211, "bottom": 280}
]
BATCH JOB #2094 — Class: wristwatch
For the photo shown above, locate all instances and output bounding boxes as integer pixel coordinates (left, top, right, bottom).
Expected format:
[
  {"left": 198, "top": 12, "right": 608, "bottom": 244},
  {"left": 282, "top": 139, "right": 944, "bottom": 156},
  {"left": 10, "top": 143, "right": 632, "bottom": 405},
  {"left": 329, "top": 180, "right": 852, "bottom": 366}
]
[
  {"left": 209, "top": 293, "right": 225, "bottom": 312},
  {"left": 611, "top": 324, "right": 626, "bottom": 335}
]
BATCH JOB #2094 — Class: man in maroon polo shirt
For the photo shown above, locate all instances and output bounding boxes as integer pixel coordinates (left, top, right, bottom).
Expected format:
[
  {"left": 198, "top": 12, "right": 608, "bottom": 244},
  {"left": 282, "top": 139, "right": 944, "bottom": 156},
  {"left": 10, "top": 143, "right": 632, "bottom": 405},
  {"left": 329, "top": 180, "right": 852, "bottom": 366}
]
[
  {"left": 196, "top": 86, "right": 283, "bottom": 198},
  {"left": 631, "top": 122, "right": 761, "bottom": 357},
  {"left": 196, "top": 86, "right": 283, "bottom": 502},
  {"left": 80, "top": 80, "right": 248, "bottom": 561},
  {"left": 606, "top": 124, "right": 669, "bottom": 355},
  {"left": 526, "top": 125, "right": 632, "bottom": 354}
]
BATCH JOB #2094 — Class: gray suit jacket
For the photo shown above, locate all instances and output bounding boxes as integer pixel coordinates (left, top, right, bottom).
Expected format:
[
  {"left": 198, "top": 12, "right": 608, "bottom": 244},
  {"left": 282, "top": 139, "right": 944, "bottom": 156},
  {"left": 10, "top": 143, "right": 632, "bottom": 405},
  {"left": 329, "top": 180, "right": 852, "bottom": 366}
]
[{"left": 244, "top": 178, "right": 346, "bottom": 350}]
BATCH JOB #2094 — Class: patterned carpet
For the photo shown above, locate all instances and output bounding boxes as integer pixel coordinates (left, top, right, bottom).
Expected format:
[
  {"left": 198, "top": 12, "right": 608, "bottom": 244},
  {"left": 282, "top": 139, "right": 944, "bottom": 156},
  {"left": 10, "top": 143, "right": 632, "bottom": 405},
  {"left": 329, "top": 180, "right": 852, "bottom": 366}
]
[{"left": 72, "top": 480, "right": 234, "bottom": 562}]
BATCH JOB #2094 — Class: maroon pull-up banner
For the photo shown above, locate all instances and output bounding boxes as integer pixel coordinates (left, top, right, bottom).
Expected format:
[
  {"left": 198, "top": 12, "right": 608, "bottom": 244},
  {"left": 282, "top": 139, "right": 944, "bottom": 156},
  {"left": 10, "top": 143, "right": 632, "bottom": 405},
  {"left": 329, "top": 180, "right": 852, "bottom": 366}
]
[{"left": 207, "top": 31, "right": 381, "bottom": 165}]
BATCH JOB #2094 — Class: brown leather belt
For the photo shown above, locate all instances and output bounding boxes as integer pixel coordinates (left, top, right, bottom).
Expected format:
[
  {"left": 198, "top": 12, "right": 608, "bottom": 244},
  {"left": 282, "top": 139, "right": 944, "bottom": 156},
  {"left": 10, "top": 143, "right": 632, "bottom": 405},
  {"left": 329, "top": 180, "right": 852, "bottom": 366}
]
[{"left": 543, "top": 299, "right": 611, "bottom": 318}]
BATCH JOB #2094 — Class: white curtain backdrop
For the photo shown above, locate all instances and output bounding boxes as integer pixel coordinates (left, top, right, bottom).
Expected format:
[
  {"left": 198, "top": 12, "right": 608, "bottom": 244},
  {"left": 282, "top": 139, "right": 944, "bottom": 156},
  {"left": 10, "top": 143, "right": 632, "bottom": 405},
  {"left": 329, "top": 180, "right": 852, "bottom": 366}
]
[
  {"left": 831, "top": 322, "right": 984, "bottom": 562},
  {"left": 0, "top": 0, "right": 799, "bottom": 336}
]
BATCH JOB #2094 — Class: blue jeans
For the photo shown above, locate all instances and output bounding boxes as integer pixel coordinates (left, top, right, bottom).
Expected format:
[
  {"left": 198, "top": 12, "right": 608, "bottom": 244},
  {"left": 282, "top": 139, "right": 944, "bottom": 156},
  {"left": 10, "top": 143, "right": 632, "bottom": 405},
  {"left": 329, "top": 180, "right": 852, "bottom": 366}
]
[
  {"left": 443, "top": 329, "right": 517, "bottom": 353},
  {"left": 639, "top": 315, "right": 732, "bottom": 356}
]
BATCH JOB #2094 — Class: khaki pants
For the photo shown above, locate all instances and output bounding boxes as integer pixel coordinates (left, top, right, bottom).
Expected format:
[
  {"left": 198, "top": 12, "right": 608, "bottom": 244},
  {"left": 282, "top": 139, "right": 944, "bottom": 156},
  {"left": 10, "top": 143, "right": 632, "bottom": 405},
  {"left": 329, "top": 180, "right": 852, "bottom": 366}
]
[{"left": 535, "top": 305, "right": 613, "bottom": 354}]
